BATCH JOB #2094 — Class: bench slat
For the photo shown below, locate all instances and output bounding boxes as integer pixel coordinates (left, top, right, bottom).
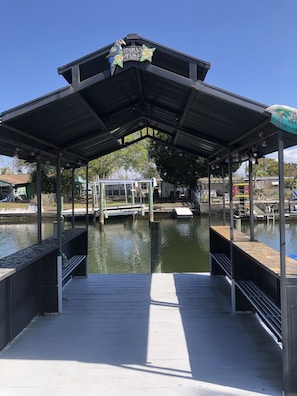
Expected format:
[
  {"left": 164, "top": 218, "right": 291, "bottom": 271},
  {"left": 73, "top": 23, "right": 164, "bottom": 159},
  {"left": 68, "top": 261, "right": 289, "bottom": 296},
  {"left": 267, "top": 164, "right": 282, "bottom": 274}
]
[
  {"left": 236, "top": 280, "right": 282, "bottom": 340},
  {"left": 212, "top": 253, "right": 232, "bottom": 277},
  {"left": 62, "top": 255, "right": 86, "bottom": 281}
]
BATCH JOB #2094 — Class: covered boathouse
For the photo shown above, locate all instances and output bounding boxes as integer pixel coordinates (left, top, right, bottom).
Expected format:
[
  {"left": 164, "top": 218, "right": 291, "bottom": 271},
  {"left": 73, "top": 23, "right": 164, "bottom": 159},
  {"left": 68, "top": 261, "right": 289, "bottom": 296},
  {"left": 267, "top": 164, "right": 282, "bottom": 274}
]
[{"left": 0, "top": 34, "right": 297, "bottom": 395}]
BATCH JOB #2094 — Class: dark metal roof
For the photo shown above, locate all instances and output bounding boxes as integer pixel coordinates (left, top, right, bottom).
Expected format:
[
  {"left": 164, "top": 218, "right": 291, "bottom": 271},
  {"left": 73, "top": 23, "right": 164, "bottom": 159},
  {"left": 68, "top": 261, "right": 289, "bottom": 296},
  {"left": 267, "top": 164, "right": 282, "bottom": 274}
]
[{"left": 0, "top": 33, "right": 296, "bottom": 168}]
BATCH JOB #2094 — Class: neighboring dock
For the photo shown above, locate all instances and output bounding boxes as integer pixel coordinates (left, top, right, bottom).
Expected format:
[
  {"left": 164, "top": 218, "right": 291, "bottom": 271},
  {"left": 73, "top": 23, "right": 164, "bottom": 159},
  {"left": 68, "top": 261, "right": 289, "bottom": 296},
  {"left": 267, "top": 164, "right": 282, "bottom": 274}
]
[
  {"left": 173, "top": 207, "right": 193, "bottom": 218},
  {"left": 63, "top": 204, "right": 147, "bottom": 219},
  {"left": 0, "top": 273, "right": 282, "bottom": 395}
]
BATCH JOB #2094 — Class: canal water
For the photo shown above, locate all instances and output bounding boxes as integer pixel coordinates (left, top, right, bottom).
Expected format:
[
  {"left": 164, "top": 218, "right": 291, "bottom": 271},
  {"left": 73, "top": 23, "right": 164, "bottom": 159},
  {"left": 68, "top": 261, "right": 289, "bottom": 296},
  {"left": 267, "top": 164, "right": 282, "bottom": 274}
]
[
  {"left": 240, "top": 220, "right": 297, "bottom": 257},
  {"left": 88, "top": 217, "right": 211, "bottom": 273},
  {"left": 1, "top": 217, "right": 297, "bottom": 273}
]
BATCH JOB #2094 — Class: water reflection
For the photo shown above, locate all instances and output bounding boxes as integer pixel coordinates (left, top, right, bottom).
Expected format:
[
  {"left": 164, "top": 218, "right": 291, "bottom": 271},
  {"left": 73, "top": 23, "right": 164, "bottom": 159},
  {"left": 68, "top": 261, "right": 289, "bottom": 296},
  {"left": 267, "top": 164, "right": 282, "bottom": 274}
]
[
  {"left": 0, "top": 217, "right": 212, "bottom": 273},
  {"left": 88, "top": 219, "right": 151, "bottom": 273},
  {"left": 160, "top": 217, "right": 210, "bottom": 273},
  {"left": 89, "top": 217, "right": 215, "bottom": 273},
  {"left": 0, "top": 223, "right": 53, "bottom": 258}
]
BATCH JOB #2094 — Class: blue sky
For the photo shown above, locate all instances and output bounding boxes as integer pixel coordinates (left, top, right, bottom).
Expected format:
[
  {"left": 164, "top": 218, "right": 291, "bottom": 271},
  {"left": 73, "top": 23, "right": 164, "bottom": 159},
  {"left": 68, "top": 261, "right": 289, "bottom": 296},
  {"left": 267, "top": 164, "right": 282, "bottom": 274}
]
[{"left": 1, "top": 0, "right": 297, "bottom": 165}]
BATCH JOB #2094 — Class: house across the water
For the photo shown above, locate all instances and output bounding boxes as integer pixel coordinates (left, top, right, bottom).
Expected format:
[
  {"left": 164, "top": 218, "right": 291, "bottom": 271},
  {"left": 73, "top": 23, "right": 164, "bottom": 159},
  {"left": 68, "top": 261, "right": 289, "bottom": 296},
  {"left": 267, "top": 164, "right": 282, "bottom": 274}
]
[{"left": 0, "top": 174, "right": 33, "bottom": 202}]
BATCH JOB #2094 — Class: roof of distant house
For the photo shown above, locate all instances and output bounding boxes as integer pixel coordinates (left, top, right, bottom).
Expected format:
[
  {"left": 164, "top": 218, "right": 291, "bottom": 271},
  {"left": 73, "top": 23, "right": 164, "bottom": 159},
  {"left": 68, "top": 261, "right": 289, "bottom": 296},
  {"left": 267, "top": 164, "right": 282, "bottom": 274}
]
[{"left": 0, "top": 174, "right": 31, "bottom": 186}]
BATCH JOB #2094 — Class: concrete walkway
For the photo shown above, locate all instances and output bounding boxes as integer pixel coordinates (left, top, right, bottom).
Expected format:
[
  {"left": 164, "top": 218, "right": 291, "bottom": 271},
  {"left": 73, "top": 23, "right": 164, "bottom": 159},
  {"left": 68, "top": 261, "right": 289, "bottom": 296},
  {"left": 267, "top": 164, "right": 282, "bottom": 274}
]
[{"left": 0, "top": 273, "right": 282, "bottom": 395}]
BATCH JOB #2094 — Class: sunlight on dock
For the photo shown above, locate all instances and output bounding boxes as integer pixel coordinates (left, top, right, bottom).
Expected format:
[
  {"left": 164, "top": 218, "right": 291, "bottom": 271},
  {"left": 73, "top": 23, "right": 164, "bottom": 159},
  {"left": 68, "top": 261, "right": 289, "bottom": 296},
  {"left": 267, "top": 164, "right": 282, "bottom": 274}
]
[{"left": 0, "top": 273, "right": 282, "bottom": 395}]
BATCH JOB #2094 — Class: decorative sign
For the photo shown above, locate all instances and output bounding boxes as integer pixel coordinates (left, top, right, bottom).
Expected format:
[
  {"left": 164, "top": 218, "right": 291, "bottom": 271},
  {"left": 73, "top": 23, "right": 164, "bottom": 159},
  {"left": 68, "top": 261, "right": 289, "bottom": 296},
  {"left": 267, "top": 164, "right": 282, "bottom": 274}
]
[
  {"left": 266, "top": 104, "right": 297, "bottom": 135},
  {"left": 107, "top": 39, "right": 156, "bottom": 75}
]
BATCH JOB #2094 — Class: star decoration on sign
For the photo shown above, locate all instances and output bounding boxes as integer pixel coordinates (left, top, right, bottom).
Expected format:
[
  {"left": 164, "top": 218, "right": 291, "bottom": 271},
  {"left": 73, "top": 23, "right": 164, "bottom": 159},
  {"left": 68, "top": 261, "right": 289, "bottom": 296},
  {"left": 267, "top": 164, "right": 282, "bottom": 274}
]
[
  {"left": 113, "top": 53, "right": 124, "bottom": 68},
  {"left": 140, "top": 44, "right": 156, "bottom": 62}
]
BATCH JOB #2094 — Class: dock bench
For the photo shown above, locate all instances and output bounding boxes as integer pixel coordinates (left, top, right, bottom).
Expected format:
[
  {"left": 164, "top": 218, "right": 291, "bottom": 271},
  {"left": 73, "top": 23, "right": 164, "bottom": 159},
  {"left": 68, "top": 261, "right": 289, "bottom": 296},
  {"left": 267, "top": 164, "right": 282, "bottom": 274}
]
[
  {"left": 236, "top": 280, "right": 282, "bottom": 340},
  {"left": 232, "top": 239, "right": 284, "bottom": 341},
  {"left": 211, "top": 253, "right": 232, "bottom": 278},
  {"left": 62, "top": 254, "right": 87, "bottom": 286},
  {"left": 209, "top": 226, "right": 288, "bottom": 342},
  {"left": 58, "top": 253, "right": 87, "bottom": 313},
  {"left": 210, "top": 252, "right": 282, "bottom": 341},
  {"left": 210, "top": 225, "right": 297, "bottom": 392}
]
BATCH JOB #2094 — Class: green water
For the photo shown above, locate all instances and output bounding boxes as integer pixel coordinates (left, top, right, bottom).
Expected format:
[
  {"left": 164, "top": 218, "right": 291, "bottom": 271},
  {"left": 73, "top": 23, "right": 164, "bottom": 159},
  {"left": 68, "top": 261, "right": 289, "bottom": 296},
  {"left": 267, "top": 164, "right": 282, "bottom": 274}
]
[
  {"left": 88, "top": 216, "right": 212, "bottom": 273},
  {"left": 159, "top": 218, "right": 210, "bottom": 273},
  {"left": 4, "top": 216, "right": 296, "bottom": 274},
  {"left": 0, "top": 217, "right": 213, "bottom": 273}
]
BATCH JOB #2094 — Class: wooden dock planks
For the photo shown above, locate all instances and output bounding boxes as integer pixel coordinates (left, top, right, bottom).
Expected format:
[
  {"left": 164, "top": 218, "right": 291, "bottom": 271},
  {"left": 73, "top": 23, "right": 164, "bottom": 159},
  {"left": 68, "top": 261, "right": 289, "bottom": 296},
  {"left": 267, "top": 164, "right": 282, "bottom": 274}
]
[{"left": 0, "top": 273, "right": 282, "bottom": 395}]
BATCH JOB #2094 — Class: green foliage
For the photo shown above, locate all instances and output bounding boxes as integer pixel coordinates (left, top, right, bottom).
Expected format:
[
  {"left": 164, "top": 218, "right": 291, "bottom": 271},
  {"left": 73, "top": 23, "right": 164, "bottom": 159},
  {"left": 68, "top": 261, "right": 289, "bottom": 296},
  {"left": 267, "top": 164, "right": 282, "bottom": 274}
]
[
  {"left": 245, "top": 158, "right": 279, "bottom": 177},
  {"left": 60, "top": 169, "right": 76, "bottom": 200},
  {"left": 29, "top": 134, "right": 158, "bottom": 199},
  {"left": 30, "top": 166, "right": 56, "bottom": 193},
  {"left": 30, "top": 166, "right": 78, "bottom": 200},
  {"left": 148, "top": 142, "right": 208, "bottom": 188},
  {"left": 0, "top": 167, "right": 10, "bottom": 175},
  {"left": 85, "top": 138, "right": 158, "bottom": 181},
  {"left": 87, "top": 153, "right": 119, "bottom": 180},
  {"left": 116, "top": 140, "right": 151, "bottom": 176},
  {"left": 245, "top": 158, "right": 297, "bottom": 186},
  {"left": 284, "top": 162, "right": 297, "bottom": 178},
  {"left": 141, "top": 161, "right": 159, "bottom": 179},
  {"left": 148, "top": 141, "right": 241, "bottom": 188},
  {"left": 284, "top": 178, "right": 295, "bottom": 189}
]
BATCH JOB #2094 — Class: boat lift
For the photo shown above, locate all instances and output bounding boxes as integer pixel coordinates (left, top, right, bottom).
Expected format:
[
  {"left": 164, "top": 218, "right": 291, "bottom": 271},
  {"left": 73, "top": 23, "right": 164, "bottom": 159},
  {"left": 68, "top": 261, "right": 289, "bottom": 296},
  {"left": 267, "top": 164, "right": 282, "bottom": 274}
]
[{"left": 91, "top": 178, "right": 157, "bottom": 226}]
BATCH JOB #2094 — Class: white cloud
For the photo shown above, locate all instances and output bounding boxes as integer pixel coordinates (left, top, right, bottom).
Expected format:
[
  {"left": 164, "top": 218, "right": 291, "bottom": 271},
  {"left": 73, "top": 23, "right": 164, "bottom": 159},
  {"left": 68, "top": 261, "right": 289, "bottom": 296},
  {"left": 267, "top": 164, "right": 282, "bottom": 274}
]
[
  {"left": 283, "top": 146, "right": 297, "bottom": 163},
  {"left": 266, "top": 146, "right": 297, "bottom": 163}
]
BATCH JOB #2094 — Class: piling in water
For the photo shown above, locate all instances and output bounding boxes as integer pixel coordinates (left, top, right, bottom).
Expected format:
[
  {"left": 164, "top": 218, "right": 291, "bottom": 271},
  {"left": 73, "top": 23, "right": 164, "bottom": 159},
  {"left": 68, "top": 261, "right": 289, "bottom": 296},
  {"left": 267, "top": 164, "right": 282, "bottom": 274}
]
[{"left": 150, "top": 221, "right": 162, "bottom": 272}]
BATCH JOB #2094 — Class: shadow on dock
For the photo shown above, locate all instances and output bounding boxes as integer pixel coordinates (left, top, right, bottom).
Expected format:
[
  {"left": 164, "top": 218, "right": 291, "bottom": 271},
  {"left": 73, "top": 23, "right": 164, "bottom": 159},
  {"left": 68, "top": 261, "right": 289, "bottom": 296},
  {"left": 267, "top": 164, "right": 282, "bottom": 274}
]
[{"left": 0, "top": 274, "right": 282, "bottom": 395}]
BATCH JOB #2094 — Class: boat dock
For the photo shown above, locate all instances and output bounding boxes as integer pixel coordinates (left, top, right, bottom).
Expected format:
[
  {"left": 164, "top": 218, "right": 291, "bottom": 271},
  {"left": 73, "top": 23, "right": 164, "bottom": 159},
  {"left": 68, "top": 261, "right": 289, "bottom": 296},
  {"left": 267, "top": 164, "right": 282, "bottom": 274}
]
[
  {"left": 174, "top": 207, "right": 193, "bottom": 218},
  {"left": 0, "top": 273, "right": 282, "bottom": 395},
  {"left": 62, "top": 204, "right": 147, "bottom": 219}
]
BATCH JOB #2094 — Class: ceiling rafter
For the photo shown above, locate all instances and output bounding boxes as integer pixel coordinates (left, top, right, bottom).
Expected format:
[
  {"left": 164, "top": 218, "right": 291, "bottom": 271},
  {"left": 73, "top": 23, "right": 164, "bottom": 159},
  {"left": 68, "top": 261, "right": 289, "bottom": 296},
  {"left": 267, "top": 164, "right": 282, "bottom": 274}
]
[
  {"left": 145, "top": 115, "right": 229, "bottom": 148},
  {"left": 63, "top": 129, "right": 121, "bottom": 151},
  {"left": 74, "top": 92, "right": 109, "bottom": 132},
  {"left": 147, "top": 132, "right": 204, "bottom": 157},
  {"left": 209, "top": 118, "right": 272, "bottom": 161},
  {"left": 1, "top": 122, "right": 88, "bottom": 164},
  {"left": 135, "top": 68, "right": 145, "bottom": 104},
  {"left": 112, "top": 117, "right": 146, "bottom": 140},
  {"left": 103, "top": 101, "right": 143, "bottom": 130},
  {"left": 2, "top": 122, "right": 60, "bottom": 151},
  {"left": 178, "top": 88, "right": 196, "bottom": 127},
  {"left": 0, "top": 135, "right": 80, "bottom": 166}
]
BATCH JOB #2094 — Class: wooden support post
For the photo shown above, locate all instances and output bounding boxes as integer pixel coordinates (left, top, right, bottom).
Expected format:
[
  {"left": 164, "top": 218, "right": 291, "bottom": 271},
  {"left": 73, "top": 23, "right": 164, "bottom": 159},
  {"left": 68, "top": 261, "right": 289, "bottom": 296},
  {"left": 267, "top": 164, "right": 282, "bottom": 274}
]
[
  {"left": 149, "top": 180, "right": 154, "bottom": 223},
  {"left": 150, "top": 221, "right": 162, "bottom": 273},
  {"left": 99, "top": 181, "right": 105, "bottom": 228}
]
